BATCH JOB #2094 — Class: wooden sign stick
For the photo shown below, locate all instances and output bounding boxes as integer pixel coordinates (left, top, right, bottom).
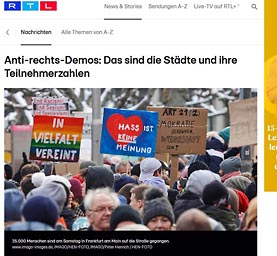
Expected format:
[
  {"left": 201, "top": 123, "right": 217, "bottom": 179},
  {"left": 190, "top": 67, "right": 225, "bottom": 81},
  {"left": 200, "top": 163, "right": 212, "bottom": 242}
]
[{"left": 170, "top": 154, "right": 179, "bottom": 188}]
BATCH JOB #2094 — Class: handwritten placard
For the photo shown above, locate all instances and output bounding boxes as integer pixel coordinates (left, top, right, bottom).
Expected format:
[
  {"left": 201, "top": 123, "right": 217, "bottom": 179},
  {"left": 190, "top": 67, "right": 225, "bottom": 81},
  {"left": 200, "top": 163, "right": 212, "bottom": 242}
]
[
  {"left": 147, "top": 106, "right": 208, "bottom": 154},
  {"left": 229, "top": 97, "right": 257, "bottom": 147}
]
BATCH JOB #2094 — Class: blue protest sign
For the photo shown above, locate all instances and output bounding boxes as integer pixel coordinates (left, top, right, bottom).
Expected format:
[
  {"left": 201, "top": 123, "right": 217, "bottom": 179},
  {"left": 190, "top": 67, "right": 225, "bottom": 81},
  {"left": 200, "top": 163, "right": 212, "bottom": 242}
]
[{"left": 100, "top": 108, "right": 158, "bottom": 157}]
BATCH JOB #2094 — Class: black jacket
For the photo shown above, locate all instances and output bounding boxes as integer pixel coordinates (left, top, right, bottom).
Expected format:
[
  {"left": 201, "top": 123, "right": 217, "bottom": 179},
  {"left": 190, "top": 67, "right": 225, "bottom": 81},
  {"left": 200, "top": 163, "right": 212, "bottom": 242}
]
[{"left": 173, "top": 190, "right": 204, "bottom": 221}]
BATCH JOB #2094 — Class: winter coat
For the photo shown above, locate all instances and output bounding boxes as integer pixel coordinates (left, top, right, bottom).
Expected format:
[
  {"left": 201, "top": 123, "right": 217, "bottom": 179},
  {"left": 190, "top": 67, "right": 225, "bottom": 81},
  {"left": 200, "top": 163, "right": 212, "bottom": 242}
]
[
  {"left": 173, "top": 190, "right": 204, "bottom": 221},
  {"left": 198, "top": 205, "right": 240, "bottom": 231},
  {"left": 198, "top": 133, "right": 226, "bottom": 173},
  {"left": 60, "top": 208, "right": 76, "bottom": 230}
]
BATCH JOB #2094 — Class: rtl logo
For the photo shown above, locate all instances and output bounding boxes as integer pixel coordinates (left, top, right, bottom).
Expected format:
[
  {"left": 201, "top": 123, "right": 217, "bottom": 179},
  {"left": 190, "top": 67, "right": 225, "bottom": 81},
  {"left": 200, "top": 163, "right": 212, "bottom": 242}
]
[{"left": 4, "top": 1, "right": 57, "bottom": 11}]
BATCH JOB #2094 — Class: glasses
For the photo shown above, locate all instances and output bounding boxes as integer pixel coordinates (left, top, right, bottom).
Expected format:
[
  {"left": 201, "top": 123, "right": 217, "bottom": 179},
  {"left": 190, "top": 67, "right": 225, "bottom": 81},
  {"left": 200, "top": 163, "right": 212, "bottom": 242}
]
[{"left": 90, "top": 206, "right": 115, "bottom": 214}]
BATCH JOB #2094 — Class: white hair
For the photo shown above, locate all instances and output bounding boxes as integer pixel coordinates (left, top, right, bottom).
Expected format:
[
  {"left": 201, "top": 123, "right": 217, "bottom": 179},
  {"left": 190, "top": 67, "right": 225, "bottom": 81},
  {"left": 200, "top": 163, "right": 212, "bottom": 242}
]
[{"left": 84, "top": 187, "right": 120, "bottom": 211}]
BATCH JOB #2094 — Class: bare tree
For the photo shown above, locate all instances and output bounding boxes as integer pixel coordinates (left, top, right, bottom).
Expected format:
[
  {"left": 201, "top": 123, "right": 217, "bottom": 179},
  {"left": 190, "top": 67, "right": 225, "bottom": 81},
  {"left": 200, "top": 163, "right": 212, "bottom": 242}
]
[{"left": 4, "top": 88, "right": 255, "bottom": 130}]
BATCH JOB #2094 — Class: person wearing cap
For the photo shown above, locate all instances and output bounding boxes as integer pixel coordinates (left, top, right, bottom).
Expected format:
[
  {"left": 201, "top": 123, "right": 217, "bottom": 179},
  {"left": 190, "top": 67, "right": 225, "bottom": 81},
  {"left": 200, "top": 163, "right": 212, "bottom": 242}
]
[
  {"left": 219, "top": 156, "right": 242, "bottom": 182},
  {"left": 139, "top": 157, "right": 162, "bottom": 182},
  {"left": 5, "top": 188, "right": 25, "bottom": 228},
  {"left": 199, "top": 180, "right": 240, "bottom": 231},
  {"left": 21, "top": 195, "right": 60, "bottom": 229},
  {"left": 27, "top": 174, "right": 72, "bottom": 230},
  {"left": 196, "top": 128, "right": 229, "bottom": 174},
  {"left": 218, "top": 127, "right": 242, "bottom": 160},
  {"left": 109, "top": 204, "right": 142, "bottom": 230},
  {"left": 173, "top": 170, "right": 220, "bottom": 222},
  {"left": 142, "top": 196, "right": 175, "bottom": 231},
  {"left": 139, "top": 158, "right": 168, "bottom": 196},
  {"left": 197, "top": 127, "right": 240, "bottom": 174}
]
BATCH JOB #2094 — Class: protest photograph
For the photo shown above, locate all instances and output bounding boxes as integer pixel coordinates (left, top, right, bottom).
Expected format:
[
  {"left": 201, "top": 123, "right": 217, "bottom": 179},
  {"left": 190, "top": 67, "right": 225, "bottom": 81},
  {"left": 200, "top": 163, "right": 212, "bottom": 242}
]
[{"left": 4, "top": 88, "right": 257, "bottom": 255}]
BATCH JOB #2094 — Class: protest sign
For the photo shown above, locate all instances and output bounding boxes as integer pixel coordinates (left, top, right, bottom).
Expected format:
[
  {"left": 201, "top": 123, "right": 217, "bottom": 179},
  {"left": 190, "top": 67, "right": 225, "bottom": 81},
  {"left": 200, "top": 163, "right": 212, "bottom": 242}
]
[
  {"left": 32, "top": 96, "right": 70, "bottom": 116},
  {"left": 55, "top": 162, "right": 80, "bottom": 176},
  {"left": 148, "top": 106, "right": 208, "bottom": 155},
  {"left": 229, "top": 97, "right": 257, "bottom": 147},
  {"left": 29, "top": 115, "right": 84, "bottom": 162},
  {"left": 72, "top": 112, "right": 92, "bottom": 139},
  {"left": 100, "top": 108, "right": 158, "bottom": 157},
  {"left": 10, "top": 125, "right": 33, "bottom": 172}
]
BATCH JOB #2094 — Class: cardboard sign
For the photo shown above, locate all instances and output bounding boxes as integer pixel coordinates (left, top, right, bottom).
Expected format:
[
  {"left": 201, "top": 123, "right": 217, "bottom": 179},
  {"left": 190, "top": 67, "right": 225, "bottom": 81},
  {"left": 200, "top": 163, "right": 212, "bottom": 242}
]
[
  {"left": 229, "top": 97, "right": 257, "bottom": 147},
  {"left": 155, "top": 153, "right": 170, "bottom": 163},
  {"left": 147, "top": 106, "right": 208, "bottom": 154},
  {"left": 32, "top": 96, "right": 70, "bottom": 116},
  {"left": 29, "top": 115, "right": 84, "bottom": 162},
  {"left": 100, "top": 108, "right": 158, "bottom": 157},
  {"left": 54, "top": 162, "right": 80, "bottom": 176}
]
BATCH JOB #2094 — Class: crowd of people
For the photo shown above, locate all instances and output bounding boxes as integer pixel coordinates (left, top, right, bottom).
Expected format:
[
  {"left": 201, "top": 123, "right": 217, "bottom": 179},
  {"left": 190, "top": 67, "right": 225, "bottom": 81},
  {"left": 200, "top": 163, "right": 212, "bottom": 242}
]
[{"left": 4, "top": 126, "right": 257, "bottom": 232}]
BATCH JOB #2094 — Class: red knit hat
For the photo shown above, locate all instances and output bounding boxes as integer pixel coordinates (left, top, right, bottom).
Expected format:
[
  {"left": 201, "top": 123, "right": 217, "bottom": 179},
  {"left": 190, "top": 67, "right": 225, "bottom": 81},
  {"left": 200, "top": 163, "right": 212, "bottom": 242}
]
[
  {"left": 72, "top": 174, "right": 85, "bottom": 184},
  {"left": 69, "top": 178, "right": 83, "bottom": 201}
]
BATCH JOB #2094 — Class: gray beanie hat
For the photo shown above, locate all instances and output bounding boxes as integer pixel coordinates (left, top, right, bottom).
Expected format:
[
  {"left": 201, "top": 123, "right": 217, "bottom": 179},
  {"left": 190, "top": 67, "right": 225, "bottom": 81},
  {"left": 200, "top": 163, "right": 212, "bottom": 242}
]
[
  {"left": 27, "top": 181, "right": 68, "bottom": 213},
  {"left": 220, "top": 156, "right": 242, "bottom": 174},
  {"left": 223, "top": 175, "right": 251, "bottom": 193},
  {"left": 185, "top": 170, "right": 221, "bottom": 196},
  {"left": 143, "top": 197, "right": 174, "bottom": 225}
]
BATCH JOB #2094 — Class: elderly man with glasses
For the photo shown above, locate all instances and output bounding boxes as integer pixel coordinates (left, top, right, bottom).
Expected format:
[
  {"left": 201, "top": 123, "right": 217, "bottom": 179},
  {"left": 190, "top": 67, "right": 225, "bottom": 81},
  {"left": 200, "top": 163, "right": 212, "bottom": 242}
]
[{"left": 84, "top": 187, "right": 120, "bottom": 231}]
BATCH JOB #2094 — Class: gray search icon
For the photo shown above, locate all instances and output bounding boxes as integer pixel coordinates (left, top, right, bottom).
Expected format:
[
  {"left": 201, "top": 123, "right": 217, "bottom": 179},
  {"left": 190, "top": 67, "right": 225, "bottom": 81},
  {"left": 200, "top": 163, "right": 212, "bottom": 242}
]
[{"left": 251, "top": 3, "right": 258, "bottom": 10}]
